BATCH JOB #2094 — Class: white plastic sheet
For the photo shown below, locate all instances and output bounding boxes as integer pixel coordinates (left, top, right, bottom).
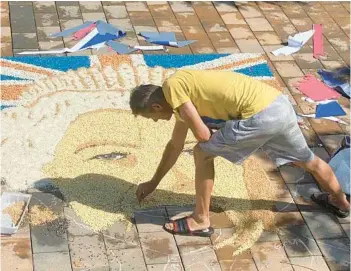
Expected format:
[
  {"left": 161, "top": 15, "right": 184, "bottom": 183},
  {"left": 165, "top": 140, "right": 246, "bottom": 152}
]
[{"left": 272, "top": 30, "right": 315, "bottom": 56}]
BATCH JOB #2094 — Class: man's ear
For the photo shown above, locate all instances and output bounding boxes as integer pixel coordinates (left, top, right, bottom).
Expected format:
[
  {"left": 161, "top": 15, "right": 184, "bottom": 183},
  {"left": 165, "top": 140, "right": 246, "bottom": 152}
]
[{"left": 151, "top": 103, "right": 163, "bottom": 112}]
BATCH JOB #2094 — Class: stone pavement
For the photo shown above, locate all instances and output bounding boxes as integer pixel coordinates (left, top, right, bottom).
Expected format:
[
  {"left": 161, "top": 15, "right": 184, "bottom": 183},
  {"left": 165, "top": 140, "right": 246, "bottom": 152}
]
[{"left": 1, "top": 1, "right": 350, "bottom": 271}]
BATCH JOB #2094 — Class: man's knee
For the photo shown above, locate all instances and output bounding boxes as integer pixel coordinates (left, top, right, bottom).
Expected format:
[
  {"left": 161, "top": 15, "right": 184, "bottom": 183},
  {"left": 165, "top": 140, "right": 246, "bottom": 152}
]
[
  {"left": 294, "top": 156, "right": 324, "bottom": 173},
  {"left": 193, "top": 144, "right": 214, "bottom": 163}
]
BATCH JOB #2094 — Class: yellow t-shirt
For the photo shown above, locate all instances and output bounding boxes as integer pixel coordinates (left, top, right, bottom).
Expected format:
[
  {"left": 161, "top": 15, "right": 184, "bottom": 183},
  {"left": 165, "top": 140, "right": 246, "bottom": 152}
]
[{"left": 162, "top": 70, "right": 281, "bottom": 129}]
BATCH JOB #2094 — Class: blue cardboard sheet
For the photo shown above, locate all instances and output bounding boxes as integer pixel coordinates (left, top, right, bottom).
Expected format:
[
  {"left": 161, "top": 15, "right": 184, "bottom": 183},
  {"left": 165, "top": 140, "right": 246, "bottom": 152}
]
[
  {"left": 107, "top": 41, "right": 138, "bottom": 54},
  {"left": 315, "top": 101, "right": 346, "bottom": 118}
]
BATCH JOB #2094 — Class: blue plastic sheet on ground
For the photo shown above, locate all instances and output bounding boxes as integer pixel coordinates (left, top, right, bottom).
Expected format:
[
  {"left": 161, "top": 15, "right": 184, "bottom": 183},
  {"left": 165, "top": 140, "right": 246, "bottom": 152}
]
[
  {"left": 139, "top": 31, "right": 196, "bottom": 47},
  {"left": 106, "top": 41, "right": 138, "bottom": 54},
  {"left": 329, "top": 149, "right": 350, "bottom": 195},
  {"left": 315, "top": 101, "right": 346, "bottom": 118},
  {"left": 318, "top": 67, "right": 350, "bottom": 98}
]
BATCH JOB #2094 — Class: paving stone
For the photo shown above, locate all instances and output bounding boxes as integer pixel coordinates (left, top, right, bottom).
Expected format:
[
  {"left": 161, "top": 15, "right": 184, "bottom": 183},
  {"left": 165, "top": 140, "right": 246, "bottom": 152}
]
[
  {"left": 63, "top": 207, "right": 95, "bottom": 237},
  {"left": 12, "top": 33, "right": 38, "bottom": 49},
  {"left": 103, "top": 5, "right": 128, "bottom": 19},
  {"left": 130, "top": 11, "right": 155, "bottom": 26},
  {"left": 79, "top": 1, "right": 103, "bottom": 13},
  {"left": 11, "top": 17, "right": 36, "bottom": 33},
  {"left": 237, "top": 4, "right": 263, "bottom": 18},
  {"left": 107, "top": 19, "right": 133, "bottom": 32},
  {"left": 215, "top": 46, "right": 240, "bottom": 54},
  {"left": 278, "top": 225, "right": 321, "bottom": 257},
  {"left": 158, "top": 25, "right": 182, "bottom": 33},
  {"left": 33, "top": 252, "right": 72, "bottom": 271},
  {"left": 263, "top": 45, "right": 294, "bottom": 62},
  {"left": 175, "top": 12, "right": 201, "bottom": 26},
  {"left": 148, "top": 4, "right": 174, "bottom": 18},
  {"left": 82, "top": 13, "right": 106, "bottom": 22},
  {"left": 13, "top": 49, "right": 40, "bottom": 56},
  {"left": 126, "top": 2, "right": 148, "bottom": 12},
  {"left": 9, "top": 1, "right": 32, "bottom": 5},
  {"left": 257, "top": 230, "right": 280, "bottom": 242},
  {"left": 39, "top": 41, "right": 65, "bottom": 51},
  {"left": 29, "top": 192, "right": 69, "bottom": 254},
  {"left": 251, "top": 241, "right": 293, "bottom": 271},
  {"left": 0, "top": 27, "right": 11, "bottom": 43},
  {"left": 146, "top": 1, "right": 168, "bottom": 5},
  {"left": 255, "top": 32, "right": 281, "bottom": 45},
  {"left": 220, "top": 12, "right": 246, "bottom": 25},
  {"left": 287, "top": 183, "right": 322, "bottom": 211},
  {"left": 179, "top": 245, "right": 221, "bottom": 271},
  {"left": 181, "top": 25, "right": 207, "bottom": 40},
  {"left": 317, "top": 238, "right": 350, "bottom": 271},
  {"left": 289, "top": 256, "right": 330, "bottom": 271},
  {"left": 302, "top": 211, "right": 346, "bottom": 239},
  {"left": 313, "top": 146, "right": 330, "bottom": 163},
  {"left": 66, "top": 50, "right": 92, "bottom": 56},
  {"left": 69, "top": 234, "right": 109, "bottom": 271},
  {"left": 282, "top": 6, "right": 308, "bottom": 18},
  {"left": 208, "top": 32, "right": 235, "bottom": 47},
  {"left": 274, "top": 211, "right": 306, "bottom": 228},
  {"left": 279, "top": 165, "right": 315, "bottom": 184},
  {"left": 321, "top": 60, "right": 348, "bottom": 70},
  {"left": 309, "top": 117, "right": 344, "bottom": 136},
  {"left": 37, "top": 27, "right": 62, "bottom": 41},
  {"left": 1, "top": 11, "right": 10, "bottom": 27},
  {"left": 282, "top": 77, "right": 303, "bottom": 95},
  {"left": 246, "top": 17, "right": 273, "bottom": 32},
  {"left": 9, "top": 4, "right": 34, "bottom": 18},
  {"left": 202, "top": 22, "right": 228, "bottom": 33},
  {"left": 293, "top": 53, "right": 324, "bottom": 69},
  {"left": 328, "top": 36, "right": 350, "bottom": 53},
  {"left": 174, "top": 234, "right": 211, "bottom": 246},
  {"left": 56, "top": 1, "right": 79, "bottom": 6},
  {"left": 33, "top": 1, "right": 56, "bottom": 13},
  {"left": 228, "top": 25, "right": 254, "bottom": 39},
  {"left": 189, "top": 40, "right": 216, "bottom": 54},
  {"left": 107, "top": 247, "right": 147, "bottom": 271},
  {"left": 57, "top": 5, "right": 82, "bottom": 19},
  {"left": 101, "top": 1, "right": 125, "bottom": 6},
  {"left": 35, "top": 13, "right": 60, "bottom": 27},
  {"left": 341, "top": 223, "right": 350, "bottom": 239},
  {"left": 170, "top": 1, "right": 194, "bottom": 13},
  {"left": 102, "top": 220, "right": 139, "bottom": 250},
  {"left": 235, "top": 38, "right": 263, "bottom": 53},
  {"left": 139, "top": 231, "right": 181, "bottom": 264},
  {"left": 1, "top": 237, "right": 33, "bottom": 271},
  {"left": 147, "top": 263, "right": 184, "bottom": 271},
  {"left": 282, "top": 87, "right": 298, "bottom": 106},
  {"left": 274, "top": 62, "right": 304, "bottom": 78},
  {"left": 264, "top": 11, "right": 290, "bottom": 25},
  {"left": 290, "top": 18, "right": 315, "bottom": 32},
  {"left": 266, "top": 171, "right": 292, "bottom": 199},
  {"left": 272, "top": 197, "right": 299, "bottom": 213},
  {"left": 1, "top": 42, "right": 13, "bottom": 56},
  {"left": 214, "top": 1, "right": 238, "bottom": 13},
  {"left": 318, "top": 134, "right": 346, "bottom": 155},
  {"left": 134, "top": 208, "right": 167, "bottom": 233},
  {"left": 272, "top": 23, "right": 298, "bottom": 41}
]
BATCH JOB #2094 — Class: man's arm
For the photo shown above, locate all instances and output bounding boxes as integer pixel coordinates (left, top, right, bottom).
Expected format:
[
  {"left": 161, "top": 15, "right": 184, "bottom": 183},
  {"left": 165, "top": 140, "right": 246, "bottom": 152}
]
[
  {"left": 151, "top": 120, "right": 189, "bottom": 185},
  {"left": 178, "top": 101, "right": 211, "bottom": 142}
]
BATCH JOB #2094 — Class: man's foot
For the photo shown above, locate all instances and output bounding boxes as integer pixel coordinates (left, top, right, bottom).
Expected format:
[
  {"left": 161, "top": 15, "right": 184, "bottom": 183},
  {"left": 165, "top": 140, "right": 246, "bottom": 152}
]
[
  {"left": 164, "top": 214, "right": 210, "bottom": 232},
  {"left": 311, "top": 192, "right": 350, "bottom": 218}
]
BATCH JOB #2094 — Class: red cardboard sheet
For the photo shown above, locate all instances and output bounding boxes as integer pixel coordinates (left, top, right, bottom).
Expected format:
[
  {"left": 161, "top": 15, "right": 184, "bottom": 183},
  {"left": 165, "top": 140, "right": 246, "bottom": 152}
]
[{"left": 313, "top": 24, "right": 324, "bottom": 59}]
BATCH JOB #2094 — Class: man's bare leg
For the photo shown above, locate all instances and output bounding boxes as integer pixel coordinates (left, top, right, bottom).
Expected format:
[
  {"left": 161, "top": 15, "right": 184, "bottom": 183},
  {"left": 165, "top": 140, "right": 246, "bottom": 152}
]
[
  {"left": 295, "top": 156, "right": 350, "bottom": 211},
  {"left": 164, "top": 144, "right": 214, "bottom": 231}
]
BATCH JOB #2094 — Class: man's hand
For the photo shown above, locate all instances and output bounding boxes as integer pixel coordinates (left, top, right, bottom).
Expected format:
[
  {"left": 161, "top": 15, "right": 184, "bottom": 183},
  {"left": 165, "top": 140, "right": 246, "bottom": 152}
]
[{"left": 136, "top": 180, "right": 158, "bottom": 203}]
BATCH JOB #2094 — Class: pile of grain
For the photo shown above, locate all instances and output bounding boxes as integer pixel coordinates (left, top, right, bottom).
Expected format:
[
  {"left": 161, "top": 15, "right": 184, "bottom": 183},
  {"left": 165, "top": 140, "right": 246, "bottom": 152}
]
[
  {"left": 29, "top": 205, "right": 58, "bottom": 226},
  {"left": 2, "top": 201, "right": 25, "bottom": 225}
]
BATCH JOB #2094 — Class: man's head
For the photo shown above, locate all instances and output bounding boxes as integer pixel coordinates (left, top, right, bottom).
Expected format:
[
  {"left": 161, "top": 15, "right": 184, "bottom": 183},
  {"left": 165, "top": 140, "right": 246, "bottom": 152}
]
[{"left": 129, "top": 84, "right": 173, "bottom": 122}]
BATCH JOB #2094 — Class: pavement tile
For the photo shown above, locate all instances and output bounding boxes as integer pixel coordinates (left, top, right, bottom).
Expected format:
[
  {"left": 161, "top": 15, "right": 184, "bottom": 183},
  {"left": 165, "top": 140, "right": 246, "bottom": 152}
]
[
  {"left": 289, "top": 256, "right": 330, "bottom": 271},
  {"left": 60, "top": 18, "right": 83, "bottom": 30},
  {"left": 9, "top": 4, "right": 34, "bottom": 19},
  {"left": 37, "top": 26, "right": 62, "bottom": 41},
  {"left": 170, "top": 1, "right": 194, "bottom": 13},
  {"left": 139, "top": 231, "right": 181, "bottom": 264},
  {"left": 302, "top": 211, "right": 346, "bottom": 239},
  {"left": 153, "top": 16, "right": 178, "bottom": 27},
  {"left": 147, "top": 1, "right": 168, "bottom": 5},
  {"left": 321, "top": 60, "right": 347, "bottom": 70},
  {"left": 174, "top": 234, "right": 211, "bottom": 246},
  {"left": 213, "top": 1, "right": 238, "bottom": 13},
  {"left": 11, "top": 16, "right": 36, "bottom": 33},
  {"left": 263, "top": 45, "right": 294, "bottom": 62},
  {"left": 272, "top": 23, "right": 298, "bottom": 41},
  {"left": 274, "top": 211, "right": 305, "bottom": 228},
  {"left": 175, "top": 12, "right": 201, "bottom": 26},
  {"left": 9, "top": 1, "right": 32, "bottom": 5},
  {"left": 67, "top": 50, "right": 92, "bottom": 56},
  {"left": 29, "top": 192, "right": 69, "bottom": 254},
  {"left": 1, "top": 42, "right": 12, "bottom": 56},
  {"left": 282, "top": 6, "right": 308, "bottom": 18},
  {"left": 237, "top": 4, "right": 263, "bottom": 18},
  {"left": 279, "top": 165, "right": 315, "bottom": 184},
  {"left": 257, "top": 1, "right": 282, "bottom": 11},
  {"left": 103, "top": 220, "right": 139, "bottom": 250},
  {"left": 235, "top": 38, "right": 263, "bottom": 53},
  {"left": 69, "top": 234, "right": 109, "bottom": 271},
  {"left": 315, "top": 44, "right": 343, "bottom": 61},
  {"left": 251, "top": 241, "right": 293, "bottom": 271},
  {"left": 1, "top": 237, "right": 33, "bottom": 271},
  {"left": 148, "top": 4, "right": 174, "bottom": 18},
  {"left": 134, "top": 208, "right": 167, "bottom": 233},
  {"left": 246, "top": 17, "right": 273, "bottom": 32},
  {"left": 107, "top": 18, "right": 133, "bottom": 32},
  {"left": 313, "top": 146, "right": 330, "bottom": 163},
  {"left": 278, "top": 225, "right": 321, "bottom": 257},
  {"left": 81, "top": 13, "right": 106, "bottom": 22},
  {"left": 79, "top": 1, "right": 103, "bottom": 13},
  {"left": 194, "top": 6, "right": 222, "bottom": 25},
  {"left": 218, "top": 250, "right": 258, "bottom": 270},
  {"left": 102, "top": 1, "right": 125, "bottom": 6},
  {"left": 328, "top": 36, "right": 350, "bottom": 53},
  {"left": 308, "top": 11, "right": 332, "bottom": 24},
  {"left": 0, "top": 26, "right": 11, "bottom": 43},
  {"left": 274, "top": 61, "right": 304, "bottom": 78},
  {"left": 33, "top": 1, "right": 56, "bottom": 13},
  {"left": 317, "top": 238, "right": 350, "bottom": 271},
  {"left": 272, "top": 197, "right": 299, "bottom": 213},
  {"left": 334, "top": 17, "right": 351, "bottom": 36},
  {"left": 1, "top": 11, "right": 10, "bottom": 27},
  {"left": 293, "top": 53, "right": 323, "bottom": 69},
  {"left": 318, "top": 134, "right": 346, "bottom": 155},
  {"left": 13, "top": 49, "right": 39, "bottom": 56},
  {"left": 202, "top": 22, "right": 228, "bottom": 33},
  {"left": 147, "top": 263, "right": 184, "bottom": 270},
  {"left": 57, "top": 5, "right": 82, "bottom": 19},
  {"left": 339, "top": 52, "right": 351, "bottom": 66},
  {"left": 309, "top": 117, "right": 344, "bottom": 136},
  {"left": 39, "top": 41, "right": 65, "bottom": 51},
  {"left": 158, "top": 25, "right": 182, "bottom": 33},
  {"left": 103, "top": 5, "right": 128, "bottom": 19},
  {"left": 282, "top": 87, "right": 298, "bottom": 106},
  {"left": 215, "top": 46, "right": 240, "bottom": 54},
  {"left": 228, "top": 25, "right": 254, "bottom": 39},
  {"left": 340, "top": 223, "right": 350, "bottom": 239},
  {"left": 282, "top": 77, "right": 303, "bottom": 95},
  {"left": 12, "top": 33, "right": 38, "bottom": 49},
  {"left": 35, "top": 13, "right": 60, "bottom": 27},
  {"left": 266, "top": 171, "right": 292, "bottom": 199},
  {"left": 208, "top": 32, "right": 235, "bottom": 48},
  {"left": 189, "top": 41, "right": 215, "bottom": 54},
  {"left": 64, "top": 207, "right": 96, "bottom": 237},
  {"left": 341, "top": 2, "right": 351, "bottom": 11},
  {"left": 56, "top": 1, "right": 79, "bottom": 6},
  {"left": 179, "top": 245, "right": 221, "bottom": 271},
  {"left": 257, "top": 231, "right": 280, "bottom": 242},
  {"left": 287, "top": 183, "right": 322, "bottom": 211},
  {"left": 322, "top": 23, "right": 346, "bottom": 39},
  {"left": 290, "top": 17, "right": 315, "bottom": 32},
  {"left": 181, "top": 25, "right": 207, "bottom": 40},
  {"left": 264, "top": 11, "right": 290, "bottom": 25},
  {"left": 107, "top": 247, "right": 147, "bottom": 271},
  {"left": 33, "top": 252, "right": 72, "bottom": 271},
  {"left": 255, "top": 32, "right": 282, "bottom": 45},
  {"left": 220, "top": 12, "right": 246, "bottom": 25}
]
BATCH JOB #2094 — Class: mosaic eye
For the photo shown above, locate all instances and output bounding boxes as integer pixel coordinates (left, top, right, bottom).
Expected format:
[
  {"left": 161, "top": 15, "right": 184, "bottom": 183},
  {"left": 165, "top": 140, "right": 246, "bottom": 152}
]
[{"left": 88, "top": 152, "right": 129, "bottom": 161}]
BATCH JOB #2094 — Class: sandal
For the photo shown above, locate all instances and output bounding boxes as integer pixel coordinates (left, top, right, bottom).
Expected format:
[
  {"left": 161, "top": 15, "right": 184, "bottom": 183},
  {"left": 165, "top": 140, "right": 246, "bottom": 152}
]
[
  {"left": 163, "top": 216, "right": 214, "bottom": 237},
  {"left": 311, "top": 192, "right": 350, "bottom": 218}
]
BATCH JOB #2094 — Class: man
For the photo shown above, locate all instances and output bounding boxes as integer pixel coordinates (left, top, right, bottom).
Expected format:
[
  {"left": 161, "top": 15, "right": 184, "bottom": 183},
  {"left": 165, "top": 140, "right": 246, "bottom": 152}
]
[{"left": 130, "top": 69, "right": 350, "bottom": 237}]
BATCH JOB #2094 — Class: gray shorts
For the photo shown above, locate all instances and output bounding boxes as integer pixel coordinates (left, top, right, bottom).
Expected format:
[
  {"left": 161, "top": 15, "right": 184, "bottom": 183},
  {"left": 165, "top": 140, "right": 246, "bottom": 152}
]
[{"left": 199, "top": 95, "right": 314, "bottom": 166}]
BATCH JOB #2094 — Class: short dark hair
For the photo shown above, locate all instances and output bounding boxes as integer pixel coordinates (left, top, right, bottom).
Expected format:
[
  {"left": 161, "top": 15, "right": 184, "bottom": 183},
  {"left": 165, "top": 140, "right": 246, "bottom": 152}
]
[{"left": 129, "top": 84, "right": 165, "bottom": 115}]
